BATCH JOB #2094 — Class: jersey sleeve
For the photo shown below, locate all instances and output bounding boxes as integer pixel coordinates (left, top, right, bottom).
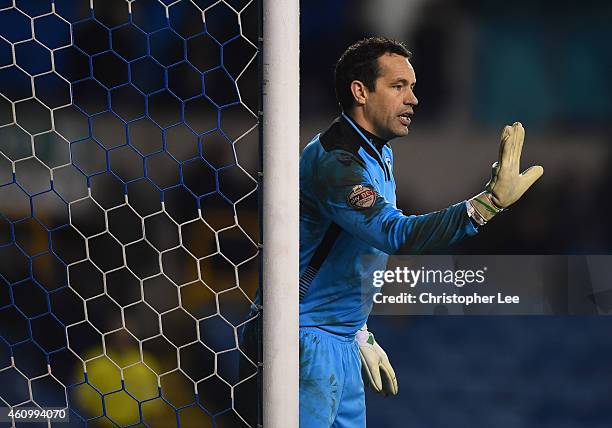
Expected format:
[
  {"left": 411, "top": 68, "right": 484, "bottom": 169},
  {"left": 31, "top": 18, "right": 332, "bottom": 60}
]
[{"left": 315, "top": 150, "right": 478, "bottom": 255}]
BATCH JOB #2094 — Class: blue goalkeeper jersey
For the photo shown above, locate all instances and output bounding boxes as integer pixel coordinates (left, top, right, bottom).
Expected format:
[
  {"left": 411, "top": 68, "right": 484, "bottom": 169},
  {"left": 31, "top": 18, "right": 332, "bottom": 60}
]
[{"left": 298, "top": 114, "right": 478, "bottom": 336}]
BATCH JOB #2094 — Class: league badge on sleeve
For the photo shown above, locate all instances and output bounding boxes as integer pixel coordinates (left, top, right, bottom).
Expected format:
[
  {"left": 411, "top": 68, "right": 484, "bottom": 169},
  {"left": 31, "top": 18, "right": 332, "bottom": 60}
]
[{"left": 348, "top": 185, "right": 377, "bottom": 209}]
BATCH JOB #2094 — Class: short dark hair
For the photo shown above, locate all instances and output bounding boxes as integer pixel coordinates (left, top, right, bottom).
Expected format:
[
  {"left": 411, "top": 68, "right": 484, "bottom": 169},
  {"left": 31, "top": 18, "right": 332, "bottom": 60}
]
[{"left": 334, "top": 37, "right": 412, "bottom": 111}]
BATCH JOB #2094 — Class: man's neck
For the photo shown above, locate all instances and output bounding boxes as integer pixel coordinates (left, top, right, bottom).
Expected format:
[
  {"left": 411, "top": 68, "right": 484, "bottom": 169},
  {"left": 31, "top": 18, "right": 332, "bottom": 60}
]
[{"left": 344, "top": 113, "right": 389, "bottom": 151}]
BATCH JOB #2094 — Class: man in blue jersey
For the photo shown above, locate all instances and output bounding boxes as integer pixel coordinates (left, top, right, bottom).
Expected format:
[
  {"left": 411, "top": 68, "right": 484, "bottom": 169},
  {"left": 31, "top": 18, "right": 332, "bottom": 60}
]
[{"left": 297, "top": 37, "right": 543, "bottom": 427}]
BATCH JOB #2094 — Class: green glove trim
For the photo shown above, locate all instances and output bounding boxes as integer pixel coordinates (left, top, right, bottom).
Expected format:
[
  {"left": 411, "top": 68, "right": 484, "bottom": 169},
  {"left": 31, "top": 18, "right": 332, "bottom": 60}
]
[
  {"left": 367, "top": 333, "right": 375, "bottom": 346},
  {"left": 473, "top": 197, "right": 501, "bottom": 215}
]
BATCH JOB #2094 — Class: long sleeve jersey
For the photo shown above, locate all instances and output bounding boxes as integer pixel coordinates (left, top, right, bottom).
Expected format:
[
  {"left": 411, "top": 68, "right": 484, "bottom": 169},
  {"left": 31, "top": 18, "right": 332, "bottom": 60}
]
[{"left": 298, "top": 114, "right": 478, "bottom": 336}]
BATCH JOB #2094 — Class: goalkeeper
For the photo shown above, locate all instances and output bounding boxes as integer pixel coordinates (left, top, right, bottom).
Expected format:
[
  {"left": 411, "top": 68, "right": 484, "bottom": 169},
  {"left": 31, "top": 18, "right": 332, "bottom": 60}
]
[{"left": 297, "top": 37, "right": 543, "bottom": 427}]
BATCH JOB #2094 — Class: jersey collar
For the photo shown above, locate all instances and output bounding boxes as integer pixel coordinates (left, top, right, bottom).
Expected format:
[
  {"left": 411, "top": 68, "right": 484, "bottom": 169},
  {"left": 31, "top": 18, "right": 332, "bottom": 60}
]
[
  {"left": 341, "top": 113, "right": 391, "bottom": 181},
  {"left": 341, "top": 113, "right": 390, "bottom": 154}
]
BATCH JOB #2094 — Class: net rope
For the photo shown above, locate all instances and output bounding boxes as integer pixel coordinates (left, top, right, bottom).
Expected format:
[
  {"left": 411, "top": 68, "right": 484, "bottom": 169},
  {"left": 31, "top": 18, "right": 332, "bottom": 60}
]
[{"left": 0, "top": 0, "right": 261, "bottom": 426}]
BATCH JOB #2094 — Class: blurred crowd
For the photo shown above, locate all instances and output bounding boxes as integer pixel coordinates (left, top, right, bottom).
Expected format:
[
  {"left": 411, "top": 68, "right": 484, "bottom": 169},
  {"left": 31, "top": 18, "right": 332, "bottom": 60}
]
[{"left": 301, "top": 1, "right": 612, "bottom": 427}]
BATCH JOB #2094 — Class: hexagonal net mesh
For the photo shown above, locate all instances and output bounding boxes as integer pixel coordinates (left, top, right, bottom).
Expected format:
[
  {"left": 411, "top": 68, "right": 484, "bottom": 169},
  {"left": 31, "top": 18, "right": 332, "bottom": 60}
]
[{"left": 0, "top": 0, "right": 261, "bottom": 427}]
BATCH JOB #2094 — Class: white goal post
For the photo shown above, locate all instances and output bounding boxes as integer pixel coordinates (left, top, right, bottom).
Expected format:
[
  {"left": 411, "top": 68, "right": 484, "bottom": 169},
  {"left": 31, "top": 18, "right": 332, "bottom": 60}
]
[{"left": 262, "top": 0, "right": 300, "bottom": 426}]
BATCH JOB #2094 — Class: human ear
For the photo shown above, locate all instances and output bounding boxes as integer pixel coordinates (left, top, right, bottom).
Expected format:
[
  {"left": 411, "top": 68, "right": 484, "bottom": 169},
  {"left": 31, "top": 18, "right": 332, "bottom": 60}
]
[{"left": 350, "top": 80, "right": 368, "bottom": 105}]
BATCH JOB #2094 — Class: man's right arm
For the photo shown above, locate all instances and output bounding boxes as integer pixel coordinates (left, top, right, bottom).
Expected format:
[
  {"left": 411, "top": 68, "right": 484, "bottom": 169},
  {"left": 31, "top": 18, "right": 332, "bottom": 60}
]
[
  {"left": 316, "top": 151, "right": 477, "bottom": 255},
  {"left": 317, "top": 122, "right": 543, "bottom": 254}
]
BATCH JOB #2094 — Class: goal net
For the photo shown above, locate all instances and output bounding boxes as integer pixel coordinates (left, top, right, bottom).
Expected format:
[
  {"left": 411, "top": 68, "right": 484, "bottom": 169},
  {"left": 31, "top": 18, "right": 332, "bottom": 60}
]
[{"left": 0, "top": 0, "right": 263, "bottom": 426}]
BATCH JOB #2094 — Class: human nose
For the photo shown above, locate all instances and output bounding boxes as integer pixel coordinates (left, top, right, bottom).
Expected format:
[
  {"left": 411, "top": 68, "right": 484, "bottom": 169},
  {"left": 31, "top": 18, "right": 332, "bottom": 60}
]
[{"left": 405, "top": 89, "right": 418, "bottom": 106}]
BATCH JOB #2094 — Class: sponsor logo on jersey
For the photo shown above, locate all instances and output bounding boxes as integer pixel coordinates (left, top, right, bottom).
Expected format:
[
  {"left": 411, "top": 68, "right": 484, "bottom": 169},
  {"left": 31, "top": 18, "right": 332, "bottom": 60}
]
[{"left": 347, "top": 185, "right": 376, "bottom": 209}]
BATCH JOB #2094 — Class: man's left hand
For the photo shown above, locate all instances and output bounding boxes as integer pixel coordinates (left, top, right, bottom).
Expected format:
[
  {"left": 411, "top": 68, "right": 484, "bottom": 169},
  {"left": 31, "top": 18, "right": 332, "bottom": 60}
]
[{"left": 357, "top": 325, "right": 398, "bottom": 396}]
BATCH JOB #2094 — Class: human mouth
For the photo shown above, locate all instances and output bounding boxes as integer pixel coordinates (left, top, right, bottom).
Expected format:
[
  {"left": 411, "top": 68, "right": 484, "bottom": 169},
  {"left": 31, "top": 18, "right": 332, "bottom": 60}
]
[{"left": 398, "top": 112, "right": 411, "bottom": 127}]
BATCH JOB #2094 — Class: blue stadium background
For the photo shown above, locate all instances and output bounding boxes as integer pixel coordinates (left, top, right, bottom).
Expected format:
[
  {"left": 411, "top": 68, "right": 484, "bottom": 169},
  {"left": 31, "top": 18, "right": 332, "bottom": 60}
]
[{"left": 301, "top": 0, "right": 612, "bottom": 427}]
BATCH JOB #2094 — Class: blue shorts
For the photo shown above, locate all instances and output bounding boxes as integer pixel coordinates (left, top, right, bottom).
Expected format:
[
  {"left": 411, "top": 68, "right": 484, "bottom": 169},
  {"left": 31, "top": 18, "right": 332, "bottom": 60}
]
[{"left": 299, "top": 327, "right": 365, "bottom": 428}]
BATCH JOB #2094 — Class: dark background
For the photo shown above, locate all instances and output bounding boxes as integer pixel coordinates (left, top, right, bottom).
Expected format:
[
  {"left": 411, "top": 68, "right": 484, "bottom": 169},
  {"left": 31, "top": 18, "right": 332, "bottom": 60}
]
[
  {"left": 301, "top": 0, "right": 612, "bottom": 426},
  {"left": 0, "top": 1, "right": 259, "bottom": 426},
  {"left": 0, "top": 0, "right": 611, "bottom": 426}
]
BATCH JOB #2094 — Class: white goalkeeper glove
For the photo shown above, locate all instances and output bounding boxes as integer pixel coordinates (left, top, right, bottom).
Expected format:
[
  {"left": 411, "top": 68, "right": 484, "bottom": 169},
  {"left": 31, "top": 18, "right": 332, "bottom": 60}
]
[
  {"left": 469, "top": 122, "right": 543, "bottom": 223},
  {"left": 357, "top": 325, "right": 398, "bottom": 396}
]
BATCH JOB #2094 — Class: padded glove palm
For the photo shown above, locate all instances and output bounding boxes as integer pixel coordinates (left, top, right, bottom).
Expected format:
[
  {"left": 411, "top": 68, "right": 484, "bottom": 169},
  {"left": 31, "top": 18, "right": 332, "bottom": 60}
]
[{"left": 470, "top": 122, "right": 543, "bottom": 222}]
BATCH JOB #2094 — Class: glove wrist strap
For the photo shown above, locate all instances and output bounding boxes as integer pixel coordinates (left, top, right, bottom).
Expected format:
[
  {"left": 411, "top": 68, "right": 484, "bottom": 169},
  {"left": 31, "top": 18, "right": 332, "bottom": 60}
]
[
  {"left": 480, "top": 191, "right": 504, "bottom": 213},
  {"left": 469, "top": 192, "right": 504, "bottom": 223},
  {"left": 357, "top": 326, "right": 375, "bottom": 346}
]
